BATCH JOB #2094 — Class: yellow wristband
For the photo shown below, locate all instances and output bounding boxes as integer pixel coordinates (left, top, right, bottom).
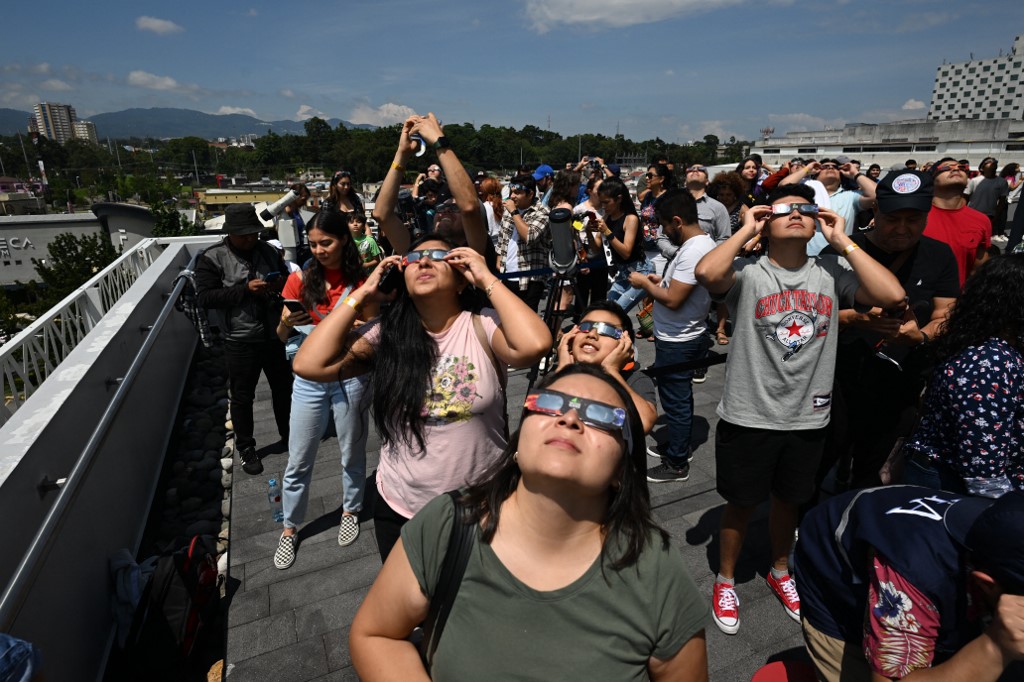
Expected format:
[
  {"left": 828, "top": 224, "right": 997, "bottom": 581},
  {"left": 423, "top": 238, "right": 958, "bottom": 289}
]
[
  {"left": 842, "top": 243, "right": 860, "bottom": 256},
  {"left": 391, "top": 162, "right": 405, "bottom": 172},
  {"left": 343, "top": 296, "right": 362, "bottom": 312}
]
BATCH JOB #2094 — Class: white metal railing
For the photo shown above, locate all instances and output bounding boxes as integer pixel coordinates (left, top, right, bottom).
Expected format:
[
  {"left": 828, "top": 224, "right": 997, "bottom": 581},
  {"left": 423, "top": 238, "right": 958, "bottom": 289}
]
[{"left": 0, "top": 239, "right": 165, "bottom": 426}]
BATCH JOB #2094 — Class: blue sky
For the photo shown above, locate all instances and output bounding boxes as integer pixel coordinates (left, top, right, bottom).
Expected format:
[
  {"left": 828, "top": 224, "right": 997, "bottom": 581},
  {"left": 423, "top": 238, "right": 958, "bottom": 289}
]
[{"left": 3, "top": 1, "right": 1022, "bottom": 142}]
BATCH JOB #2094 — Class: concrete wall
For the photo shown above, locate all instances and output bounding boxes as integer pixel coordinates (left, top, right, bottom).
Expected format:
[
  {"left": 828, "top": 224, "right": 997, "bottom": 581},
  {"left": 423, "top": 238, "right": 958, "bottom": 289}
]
[{"left": 0, "top": 239, "right": 217, "bottom": 681}]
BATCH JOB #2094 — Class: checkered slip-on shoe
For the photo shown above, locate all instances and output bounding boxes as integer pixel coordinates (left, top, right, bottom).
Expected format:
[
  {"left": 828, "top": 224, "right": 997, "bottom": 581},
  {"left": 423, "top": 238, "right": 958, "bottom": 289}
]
[
  {"left": 338, "top": 514, "right": 360, "bottom": 547},
  {"left": 273, "top": 534, "right": 297, "bottom": 570}
]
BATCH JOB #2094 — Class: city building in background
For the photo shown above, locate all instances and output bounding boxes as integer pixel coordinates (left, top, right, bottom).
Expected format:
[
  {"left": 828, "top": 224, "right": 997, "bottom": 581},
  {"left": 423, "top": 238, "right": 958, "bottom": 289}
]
[
  {"left": 32, "top": 103, "right": 78, "bottom": 144},
  {"left": 929, "top": 35, "right": 1024, "bottom": 121},
  {"left": 72, "top": 121, "right": 98, "bottom": 145}
]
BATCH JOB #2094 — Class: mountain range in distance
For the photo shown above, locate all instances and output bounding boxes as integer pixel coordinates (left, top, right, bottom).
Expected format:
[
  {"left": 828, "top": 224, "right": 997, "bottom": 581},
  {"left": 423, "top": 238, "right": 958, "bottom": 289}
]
[{"left": 0, "top": 107, "right": 375, "bottom": 140}]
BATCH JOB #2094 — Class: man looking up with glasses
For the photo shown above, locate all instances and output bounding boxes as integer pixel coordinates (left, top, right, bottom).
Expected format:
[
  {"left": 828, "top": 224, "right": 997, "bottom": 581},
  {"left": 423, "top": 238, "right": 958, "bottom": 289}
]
[
  {"left": 695, "top": 183, "right": 905, "bottom": 635},
  {"left": 819, "top": 169, "right": 959, "bottom": 491},
  {"left": 926, "top": 158, "right": 993, "bottom": 287},
  {"left": 782, "top": 156, "right": 875, "bottom": 256}
]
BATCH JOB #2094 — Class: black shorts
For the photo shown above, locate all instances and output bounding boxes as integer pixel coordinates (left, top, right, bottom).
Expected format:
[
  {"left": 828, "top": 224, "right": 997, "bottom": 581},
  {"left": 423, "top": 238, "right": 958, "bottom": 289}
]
[{"left": 715, "top": 419, "right": 826, "bottom": 507}]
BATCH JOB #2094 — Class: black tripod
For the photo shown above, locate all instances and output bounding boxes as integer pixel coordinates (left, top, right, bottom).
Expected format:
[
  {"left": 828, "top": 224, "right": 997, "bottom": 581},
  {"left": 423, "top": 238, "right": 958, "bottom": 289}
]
[{"left": 526, "top": 267, "right": 583, "bottom": 390}]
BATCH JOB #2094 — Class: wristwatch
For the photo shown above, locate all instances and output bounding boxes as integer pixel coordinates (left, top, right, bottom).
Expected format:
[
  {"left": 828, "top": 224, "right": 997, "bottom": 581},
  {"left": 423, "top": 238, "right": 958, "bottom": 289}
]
[{"left": 431, "top": 136, "right": 451, "bottom": 150}]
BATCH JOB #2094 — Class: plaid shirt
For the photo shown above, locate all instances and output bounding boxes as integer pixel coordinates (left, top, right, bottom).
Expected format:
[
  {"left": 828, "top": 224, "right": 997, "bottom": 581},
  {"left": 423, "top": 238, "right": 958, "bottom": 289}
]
[{"left": 496, "top": 202, "right": 551, "bottom": 282}]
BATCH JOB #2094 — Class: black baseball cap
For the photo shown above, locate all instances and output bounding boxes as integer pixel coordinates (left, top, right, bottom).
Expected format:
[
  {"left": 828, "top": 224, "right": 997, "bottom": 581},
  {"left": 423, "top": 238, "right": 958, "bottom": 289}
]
[
  {"left": 945, "top": 491, "right": 1024, "bottom": 593},
  {"left": 875, "top": 170, "right": 933, "bottom": 213}
]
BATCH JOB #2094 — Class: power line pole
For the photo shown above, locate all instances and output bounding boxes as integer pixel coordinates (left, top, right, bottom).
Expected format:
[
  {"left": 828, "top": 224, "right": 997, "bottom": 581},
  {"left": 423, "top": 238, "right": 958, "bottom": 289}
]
[{"left": 17, "top": 133, "right": 31, "bottom": 179}]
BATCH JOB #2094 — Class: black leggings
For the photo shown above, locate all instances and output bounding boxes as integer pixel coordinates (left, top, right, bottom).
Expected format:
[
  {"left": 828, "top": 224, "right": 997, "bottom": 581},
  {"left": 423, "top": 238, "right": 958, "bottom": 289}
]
[{"left": 374, "top": 493, "right": 411, "bottom": 563}]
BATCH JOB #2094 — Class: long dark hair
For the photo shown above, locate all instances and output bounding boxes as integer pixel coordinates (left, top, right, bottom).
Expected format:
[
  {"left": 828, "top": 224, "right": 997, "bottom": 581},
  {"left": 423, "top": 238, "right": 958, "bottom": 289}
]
[
  {"left": 370, "top": 234, "right": 477, "bottom": 452},
  {"left": 461, "top": 363, "right": 669, "bottom": 571},
  {"left": 931, "top": 253, "right": 1024, "bottom": 363},
  {"left": 328, "top": 170, "right": 364, "bottom": 214},
  {"left": 301, "top": 209, "right": 364, "bottom": 312},
  {"left": 647, "top": 164, "right": 677, "bottom": 191},
  {"left": 597, "top": 177, "right": 638, "bottom": 218}
]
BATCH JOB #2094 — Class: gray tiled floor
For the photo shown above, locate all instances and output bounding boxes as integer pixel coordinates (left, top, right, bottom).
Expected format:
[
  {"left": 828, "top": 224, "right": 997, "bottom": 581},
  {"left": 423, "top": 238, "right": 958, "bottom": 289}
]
[{"left": 223, "top": 332, "right": 810, "bottom": 681}]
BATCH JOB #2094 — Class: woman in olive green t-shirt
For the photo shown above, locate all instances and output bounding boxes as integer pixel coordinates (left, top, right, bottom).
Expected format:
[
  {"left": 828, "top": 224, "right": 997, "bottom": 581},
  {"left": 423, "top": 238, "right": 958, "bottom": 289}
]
[{"left": 350, "top": 363, "right": 709, "bottom": 681}]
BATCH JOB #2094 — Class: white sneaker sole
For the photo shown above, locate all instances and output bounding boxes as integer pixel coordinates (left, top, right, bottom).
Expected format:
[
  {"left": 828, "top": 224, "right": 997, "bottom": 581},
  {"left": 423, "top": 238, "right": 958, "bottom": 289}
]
[{"left": 712, "top": 613, "right": 740, "bottom": 635}]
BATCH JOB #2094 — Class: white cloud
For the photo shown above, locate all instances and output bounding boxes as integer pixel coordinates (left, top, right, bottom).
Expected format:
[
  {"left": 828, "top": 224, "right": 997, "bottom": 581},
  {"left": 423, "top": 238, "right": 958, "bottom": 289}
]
[
  {"left": 29, "top": 63, "right": 51, "bottom": 75},
  {"left": 41, "top": 79, "right": 72, "bottom": 91},
  {"left": 217, "top": 106, "right": 257, "bottom": 117},
  {"left": 135, "top": 16, "right": 184, "bottom": 35},
  {"left": 525, "top": 0, "right": 744, "bottom": 32},
  {"left": 0, "top": 83, "right": 39, "bottom": 110},
  {"left": 127, "top": 70, "right": 180, "bottom": 90},
  {"left": 901, "top": 98, "right": 925, "bottom": 111},
  {"left": 349, "top": 102, "right": 416, "bottom": 126},
  {"left": 664, "top": 69, "right": 675, "bottom": 77},
  {"left": 296, "top": 104, "right": 327, "bottom": 121},
  {"left": 246, "top": 8, "right": 259, "bottom": 16},
  {"left": 280, "top": 88, "right": 295, "bottom": 98}
]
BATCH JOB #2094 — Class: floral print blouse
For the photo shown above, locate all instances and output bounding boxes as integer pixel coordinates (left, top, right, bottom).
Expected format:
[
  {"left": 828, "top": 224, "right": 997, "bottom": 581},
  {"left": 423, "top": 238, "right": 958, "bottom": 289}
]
[{"left": 905, "top": 337, "right": 1024, "bottom": 491}]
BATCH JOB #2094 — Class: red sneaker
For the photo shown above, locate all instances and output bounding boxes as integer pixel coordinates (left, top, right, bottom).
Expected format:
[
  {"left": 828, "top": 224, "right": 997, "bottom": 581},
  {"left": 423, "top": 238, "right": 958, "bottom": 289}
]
[
  {"left": 712, "top": 581, "right": 740, "bottom": 634},
  {"left": 766, "top": 571, "right": 801, "bottom": 622}
]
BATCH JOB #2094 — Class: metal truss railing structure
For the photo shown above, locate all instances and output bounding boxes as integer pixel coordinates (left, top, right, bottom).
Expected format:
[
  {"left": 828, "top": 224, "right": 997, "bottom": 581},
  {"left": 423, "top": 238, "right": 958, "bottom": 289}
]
[{"left": 0, "top": 240, "right": 165, "bottom": 427}]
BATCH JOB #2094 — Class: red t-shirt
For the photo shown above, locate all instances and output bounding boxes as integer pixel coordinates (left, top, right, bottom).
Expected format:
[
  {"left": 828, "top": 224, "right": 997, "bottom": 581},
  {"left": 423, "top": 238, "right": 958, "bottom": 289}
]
[
  {"left": 281, "top": 268, "right": 361, "bottom": 324},
  {"left": 924, "top": 204, "right": 990, "bottom": 287}
]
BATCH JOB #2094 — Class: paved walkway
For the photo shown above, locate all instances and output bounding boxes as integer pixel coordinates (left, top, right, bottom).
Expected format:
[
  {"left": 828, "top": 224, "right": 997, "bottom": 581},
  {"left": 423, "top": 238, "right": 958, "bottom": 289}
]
[{"left": 223, "top": 335, "right": 809, "bottom": 681}]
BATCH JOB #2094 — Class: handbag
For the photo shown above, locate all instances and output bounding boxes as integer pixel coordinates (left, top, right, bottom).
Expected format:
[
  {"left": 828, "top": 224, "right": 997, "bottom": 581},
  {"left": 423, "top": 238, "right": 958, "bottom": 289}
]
[
  {"left": 419, "top": 490, "right": 475, "bottom": 675},
  {"left": 636, "top": 296, "right": 655, "bottom": 336}
]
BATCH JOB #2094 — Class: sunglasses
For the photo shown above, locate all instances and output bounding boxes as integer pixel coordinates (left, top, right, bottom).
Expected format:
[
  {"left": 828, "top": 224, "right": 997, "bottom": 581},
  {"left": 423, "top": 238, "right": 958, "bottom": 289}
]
[
  {"left": 523, "top": 389, "right": 630, "bottom": 444},
  {"left": 935, "top": 163, "right": 968, "bottom": 173},
  {"left": 646, "top": 172, "right": 656, "bottom": 178},
  {"left": 770, "top": 203, "right": 819, "bottom": 217},
  {"left": 578, "top": 320, "right": 623, "bottom": 340},
  {"left": 428, "top": 166, "right": 441, "bottom": 172},
  {"left": 687, "top": 166, "right": 708, "bottom": 173},
  {"left": 401, "top": 248, "right": 449, "bottom": 266},
  {"left": 509, "top": 183, "right": 529, "bottom": 192},
  {"left": 819, "top": 164, "right": 839, "bottom": 170}
]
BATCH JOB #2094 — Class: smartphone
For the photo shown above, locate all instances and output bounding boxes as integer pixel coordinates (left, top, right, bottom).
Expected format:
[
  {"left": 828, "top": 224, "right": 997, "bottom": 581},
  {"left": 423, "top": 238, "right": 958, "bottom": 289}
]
[
  {"left": 262, "top": 271, "right": 282, "bottom": 283},
  {"left": 283, "top": 299, "right": 306, "bottom": 314},
  {"left": 377, "top": 265, "right": 402, "bottom": 294}
]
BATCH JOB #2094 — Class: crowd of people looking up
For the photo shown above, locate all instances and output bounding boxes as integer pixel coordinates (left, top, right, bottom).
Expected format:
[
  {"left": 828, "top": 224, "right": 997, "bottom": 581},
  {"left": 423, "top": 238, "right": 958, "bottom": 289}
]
[{"left": 190, "top": 113, "right": 1024, "bottom": 681}]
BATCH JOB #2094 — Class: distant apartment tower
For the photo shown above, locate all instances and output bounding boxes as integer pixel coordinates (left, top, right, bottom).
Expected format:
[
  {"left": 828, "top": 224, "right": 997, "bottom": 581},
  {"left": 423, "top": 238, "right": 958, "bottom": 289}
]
[
  {"left": 32, "top": 102, "right": 78, "bottom": 144},
  {"left": 929, "top": 35, "right": 1024, "bottom": 121},
  {"left": 72, "top": 120, "right": 98, "bottom": 145}
]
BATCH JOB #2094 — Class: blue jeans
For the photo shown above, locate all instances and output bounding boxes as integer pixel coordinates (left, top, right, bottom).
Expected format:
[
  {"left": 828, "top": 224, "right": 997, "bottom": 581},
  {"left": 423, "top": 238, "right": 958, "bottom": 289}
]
[
  {"left": 608, "top": 258, "right": 654, "bottom": 313},
  {"left": 0, "top": 634, "right": 39, "bottom": 682},
  {"left": 283, "top": 374, "right": 370, "bottom": 528},
  {"left": 654, "top": 335, "right": 710, "bottom": 466}
]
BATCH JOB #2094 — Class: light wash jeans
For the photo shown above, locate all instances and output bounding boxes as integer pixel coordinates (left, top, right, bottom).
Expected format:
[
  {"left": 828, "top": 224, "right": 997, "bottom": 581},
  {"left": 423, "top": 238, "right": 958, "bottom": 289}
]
[
  {"left": 608, "top": 257, "right": 654, "bottom": 313},
  {"left": 282, "top": 374, "right": 370, "bottom": 529}
]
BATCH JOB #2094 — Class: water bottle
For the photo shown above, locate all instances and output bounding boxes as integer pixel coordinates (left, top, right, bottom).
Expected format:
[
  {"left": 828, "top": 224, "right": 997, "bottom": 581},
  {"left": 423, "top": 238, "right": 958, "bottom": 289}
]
[{"left": 268, "top": 478, "right": 284, "bottom": 523}]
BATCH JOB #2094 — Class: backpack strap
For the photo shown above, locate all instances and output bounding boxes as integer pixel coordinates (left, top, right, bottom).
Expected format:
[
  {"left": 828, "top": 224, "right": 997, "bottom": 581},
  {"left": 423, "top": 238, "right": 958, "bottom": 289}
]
[{"left": 419, "top": 490, "right": 475, "bottom": 672}]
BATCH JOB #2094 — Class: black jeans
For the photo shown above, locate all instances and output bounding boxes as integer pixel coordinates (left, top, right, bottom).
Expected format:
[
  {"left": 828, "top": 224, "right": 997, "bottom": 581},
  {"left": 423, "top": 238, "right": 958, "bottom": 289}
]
[
  {"left": 374, "top": 492, "right": 410, "bottom": 563},
  {"left": 223, "top": 338, "right": 293, "bottom": 450}
]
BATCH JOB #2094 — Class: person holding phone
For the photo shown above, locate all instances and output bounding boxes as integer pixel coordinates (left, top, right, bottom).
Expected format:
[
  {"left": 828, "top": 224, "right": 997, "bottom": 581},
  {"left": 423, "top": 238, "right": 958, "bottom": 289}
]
[{"left": 271, "top": 208, "right": 379, "bottom": 570}]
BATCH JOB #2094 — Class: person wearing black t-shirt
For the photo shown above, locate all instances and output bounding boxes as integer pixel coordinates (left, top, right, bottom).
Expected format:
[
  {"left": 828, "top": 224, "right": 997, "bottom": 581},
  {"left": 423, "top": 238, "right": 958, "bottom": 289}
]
[{"left": 820, "top": 170, "right": 960, "bottom": 490}]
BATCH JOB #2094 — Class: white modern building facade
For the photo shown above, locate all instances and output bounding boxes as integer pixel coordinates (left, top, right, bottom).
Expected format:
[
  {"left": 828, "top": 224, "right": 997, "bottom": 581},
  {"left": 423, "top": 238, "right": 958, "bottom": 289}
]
[
  {"left": 929, "top": 35, "right": 1024, "bottom": 122},
  {"left": 72, "top": 120, "right": 98, "bottom": 145},
  {"left": 32, "top": 103, "right": 77, "bottom": 145}
]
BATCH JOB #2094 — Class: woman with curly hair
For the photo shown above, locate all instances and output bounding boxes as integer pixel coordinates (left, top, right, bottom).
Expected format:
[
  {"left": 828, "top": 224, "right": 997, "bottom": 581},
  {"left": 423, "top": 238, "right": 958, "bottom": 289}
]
[
  {"left": 902, "top": 253, "right": 1024, "bottom": 497},
  {"left": 273, "top": 208, "right": 378, "bottom": 569},
  {"left": 327, "top": 170, "right": 364, "bottom": 216},
  {"left": 293, "top": 235, "right": 552, "bottom": 561}
]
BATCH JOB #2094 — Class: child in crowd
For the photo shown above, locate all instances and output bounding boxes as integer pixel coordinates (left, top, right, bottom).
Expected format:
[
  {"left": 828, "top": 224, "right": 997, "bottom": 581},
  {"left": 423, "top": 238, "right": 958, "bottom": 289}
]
[{"left": 349, "top": 212, "right": 381, "bottom": 273}]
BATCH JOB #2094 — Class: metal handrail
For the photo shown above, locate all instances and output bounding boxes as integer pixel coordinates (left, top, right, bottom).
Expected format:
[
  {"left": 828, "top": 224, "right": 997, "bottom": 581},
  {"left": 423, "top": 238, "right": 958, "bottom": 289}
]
[
  {"left": 0, "top": 239, "right": 164, "bottom": 426},
  {"left": 0, "top": 249, "right": 196, "bottom": 631}
]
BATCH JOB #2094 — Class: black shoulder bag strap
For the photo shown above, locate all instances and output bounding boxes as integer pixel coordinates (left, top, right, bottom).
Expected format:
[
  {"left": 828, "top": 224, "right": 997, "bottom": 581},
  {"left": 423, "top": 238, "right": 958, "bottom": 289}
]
[{"left": 419, "top": 490, "right": 476, "bottom": 674}]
